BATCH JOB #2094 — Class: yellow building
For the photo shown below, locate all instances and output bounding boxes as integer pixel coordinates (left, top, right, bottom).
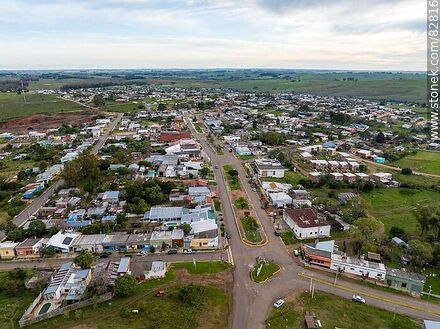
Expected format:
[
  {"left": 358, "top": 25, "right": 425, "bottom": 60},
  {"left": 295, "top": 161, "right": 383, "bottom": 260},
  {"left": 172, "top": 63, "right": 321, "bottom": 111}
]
[{"left": 0, "top": 241, "right": 19, "bottom": 260}]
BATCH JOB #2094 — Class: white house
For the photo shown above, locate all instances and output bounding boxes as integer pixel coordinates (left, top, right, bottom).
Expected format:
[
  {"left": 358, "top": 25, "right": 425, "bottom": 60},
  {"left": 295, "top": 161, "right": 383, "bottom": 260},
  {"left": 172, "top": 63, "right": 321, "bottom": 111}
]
[
  {"left": 269, "top": 192, "right": 293, "bottom": 207},
  {"left": 330, "top": 253, "right": 386, "bottom": 282},
  {"left": 283, "top": 208, "right": 330, "bottom": 240},
  {"left": 255, "top": 159, "right": 286, "bottom": 178}
]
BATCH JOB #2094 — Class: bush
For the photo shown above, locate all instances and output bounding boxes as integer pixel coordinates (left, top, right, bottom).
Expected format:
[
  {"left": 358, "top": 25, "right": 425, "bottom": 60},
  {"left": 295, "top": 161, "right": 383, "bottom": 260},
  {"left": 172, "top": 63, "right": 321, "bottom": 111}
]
[
  {"left": 401, "top": 167, "right": 413, "bottom": 175},
  {"left": 114, "top": 274, "right": 137, "bottom": 297}
]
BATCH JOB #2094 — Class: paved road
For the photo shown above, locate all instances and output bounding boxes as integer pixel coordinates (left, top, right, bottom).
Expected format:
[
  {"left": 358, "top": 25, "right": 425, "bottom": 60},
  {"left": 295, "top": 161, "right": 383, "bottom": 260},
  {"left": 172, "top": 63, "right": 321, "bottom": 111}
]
[
  {"left": 0, "top": 113, "right": 124, "bottom": 241},
  {"left": 185, "top": 116, "right": 440, "bottom": 328},
  {"left": 0, "top": 250, "right": 226, "bottom": 270}
]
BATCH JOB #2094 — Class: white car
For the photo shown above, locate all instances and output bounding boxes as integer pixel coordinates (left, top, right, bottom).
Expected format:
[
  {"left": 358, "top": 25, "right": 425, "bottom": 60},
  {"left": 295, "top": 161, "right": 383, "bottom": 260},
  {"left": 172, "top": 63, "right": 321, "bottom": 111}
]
[
  {"left": 352, "top": 295, "right": 366, "bottom": 304},
  {"left": 273, "top": 299, "right": 285, "bottom": 308}
]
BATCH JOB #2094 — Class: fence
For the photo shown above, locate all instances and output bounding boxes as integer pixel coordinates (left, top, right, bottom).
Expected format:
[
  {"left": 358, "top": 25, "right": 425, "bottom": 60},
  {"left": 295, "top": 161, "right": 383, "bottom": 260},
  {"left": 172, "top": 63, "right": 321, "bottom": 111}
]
[{"left": 19, "top": 292, "right": 113, "bottom": 327}]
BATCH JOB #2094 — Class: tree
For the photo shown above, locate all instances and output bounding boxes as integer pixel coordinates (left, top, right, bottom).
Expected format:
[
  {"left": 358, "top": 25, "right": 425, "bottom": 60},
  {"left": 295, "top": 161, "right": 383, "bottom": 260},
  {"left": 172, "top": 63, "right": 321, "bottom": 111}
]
[
  {"left": 199, "top": 167, "right": 209, "bottom": 178},
  {"left": 182, "top": 223, "right": 192, "bottom": 235},
  {"left": 401, "top": 167, "right": 412, "bottom": 175},
  {"left": 149, "top": 245, "right": 156, "bottom": 253},
  {"left": 359, "top": 164, "right": 367, "bottom": 173},
  {"left": 350, "top": 217, "right": 385, "bottom": 256},
  {"left": 409, "top": 239, "right": 434, "bottom": 268},
  {"left": 177, "top": 284, "right": 205, "bottom": 306},
  {"left": 375, "top": 131, "right": 385, "bottom": 144},
  {"left": 27, "top": 220, "right": 46, "bottom": 238},
  {"left": 389, "top": 226, "right": 407, "bottom": 241},
  {"left": 414, "top": 207, "right": 434, "bottom": 237},
  {"left": 114, "top": 274, "right": 137, "bottom": 297},
  {"left": 92, "top": 94, "right": 105, "bottom": 107},
  {"left": 63, "top": 160, "right": 81, "bottom": 186},
  {"left": 74, "top": 250, "right": 93, "bottom": 269}
]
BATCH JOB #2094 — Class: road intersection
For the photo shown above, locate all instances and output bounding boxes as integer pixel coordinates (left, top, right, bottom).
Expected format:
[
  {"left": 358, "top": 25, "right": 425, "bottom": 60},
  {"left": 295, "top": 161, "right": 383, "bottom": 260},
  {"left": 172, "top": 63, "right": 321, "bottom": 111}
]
[{"left": 185, "top": 116, "right": 440, "bottom": 328}]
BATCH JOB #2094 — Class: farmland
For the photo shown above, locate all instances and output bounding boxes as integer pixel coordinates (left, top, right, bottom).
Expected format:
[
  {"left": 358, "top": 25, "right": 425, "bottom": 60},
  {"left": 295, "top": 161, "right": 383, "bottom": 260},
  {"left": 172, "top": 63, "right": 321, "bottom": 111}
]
[{"left": 0, "top": 93, "right": 87, "bottom": 122}]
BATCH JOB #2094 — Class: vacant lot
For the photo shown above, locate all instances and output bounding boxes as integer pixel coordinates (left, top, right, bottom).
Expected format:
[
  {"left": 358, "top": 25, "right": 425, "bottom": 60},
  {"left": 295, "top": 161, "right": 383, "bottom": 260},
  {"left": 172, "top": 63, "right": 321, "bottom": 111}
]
[
  {"left": 172, "top": 261, "right": 231, "bottom": 275},
  {"left": 393, "top": 151, "right": 440, "bottom": 175},
  {"left": 360, "top": 188, "right": 440, "bottom": 236},
  {"left": 265, "top": 291, "right": 420, "bottom": 329},
  {"left": 0, "top": 93, "right": 87, "bottom": 122},
  {"left": 28, "top": 265, "right": 231, "bottom": 329}
]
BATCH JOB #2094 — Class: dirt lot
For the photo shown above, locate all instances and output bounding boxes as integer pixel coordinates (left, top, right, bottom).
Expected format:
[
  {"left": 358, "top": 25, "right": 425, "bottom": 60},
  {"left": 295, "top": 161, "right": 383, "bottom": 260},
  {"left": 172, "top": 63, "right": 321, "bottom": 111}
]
[{"left": 0, "top": 110, "right": 98, "bottom": 133}]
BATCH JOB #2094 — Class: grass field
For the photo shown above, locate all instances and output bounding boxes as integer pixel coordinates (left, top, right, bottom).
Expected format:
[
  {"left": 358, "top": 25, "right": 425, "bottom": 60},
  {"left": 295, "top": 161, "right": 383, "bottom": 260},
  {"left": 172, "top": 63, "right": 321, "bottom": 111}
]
[
  {"left": 358, "top": 188, "right": 440, "bottom": 236},
  {"left": 0, "top": 272, "right": 39, "bottom": 329},
  {"left": 393, "top": 151, "right": 440, "bottom": 175},
  {"left": 102, "top": 101, "right": 144, "bottom": 113},
  {"left": 213, "top": 199, "right": 221, "bottom": 212},
  {"left": 171, "top": 261, "right": 231, "bottom": 274},
  {"left": 0, "top": 93, "right": 86, "bottom": 121},
  {"left": 265, "top": 291, "right": 421, "bottom": 329},
  {"left": 241, "top": 216, "right": 262, "bottom": 243},
  {"left": 251, "top": 261, "right": 280, "bottom": 283},
  {"left": 261, "top": 171, "right": 306, "bottom": 186},
  {"left": 234, "top": 197, "right": 249, "bottom": 210},
  {"left": 423, "top": 268, "right": 440, "bottom": 295},
  {"left": 27, "top": 270, "right": 229, "bottom": 329}
]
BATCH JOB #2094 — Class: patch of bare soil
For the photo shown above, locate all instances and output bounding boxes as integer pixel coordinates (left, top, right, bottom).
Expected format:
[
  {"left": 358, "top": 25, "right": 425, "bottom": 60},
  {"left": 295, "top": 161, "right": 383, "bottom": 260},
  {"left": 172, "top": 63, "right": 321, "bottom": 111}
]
[{"left": 0, "top": 111, "right": 99, "bottom": 133}]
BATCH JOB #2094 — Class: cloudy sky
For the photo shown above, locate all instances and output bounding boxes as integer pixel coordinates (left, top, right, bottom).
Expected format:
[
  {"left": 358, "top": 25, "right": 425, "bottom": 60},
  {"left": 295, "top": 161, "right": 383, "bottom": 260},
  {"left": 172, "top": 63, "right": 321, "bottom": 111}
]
[{"left": 0, "top": 0, "right": 426, "bottom": 70}]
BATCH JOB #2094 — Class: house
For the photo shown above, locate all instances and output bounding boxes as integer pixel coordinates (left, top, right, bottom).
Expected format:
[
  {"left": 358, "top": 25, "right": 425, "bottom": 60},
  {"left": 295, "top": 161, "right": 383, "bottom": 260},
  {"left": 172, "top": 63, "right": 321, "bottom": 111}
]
[
  {"left": 15, "top": 238, "right": 43, "bottom": 258},
  {"left": 144, "top": 206, "right": 184, "bottom": 226},
  {"left": 102, "top": 190, "right": 120, "bottom": 203},
  {"left": 386, "top": 269, "right": 426, "bottom": 294},
  {"left": 330, "top": 254, "right": 386, "bottom": 282},
  {"left": 269, "top": 192, "right": 293, "bottom": 207},
  {"left": 145, "top": 261, "right": 167, "bottom": 279},
  {"left": 45, "top": 232, "right": 79, "bottom": 253},
  {"left": 302, "top": 240, "right": 335, "bottom": 268},
  {"left": 43, "top": 262, "right": 91, "bottom": 301},
  {"left": 190, "top": 220, "right": 219, "bottom": 248},
  {"left": 70, "top": 234, "right": 106, "bottom": 253},
  {"left": 126, "top": 233, "right": 151, "bottom": 251},
  {"left": 262, "top": 181, "right": 292, "bottom": 194},
  {"left": 424, "top": 320, "right": 440, "bottom": 329},
  {"left": 0, "top": 241, "right": 19, "bottom": 259},
  {"left": 283, "top": 208, "right": 330, "bottom": 240},
  {"left": 255, "top": 159, "right": 286, "bottom": 178},
  {"left": 102, "top": 233, "right": 129, "bottom": 252},
  {"left": 235, "top": 146, "right": 252, "bottom": 156},
  {"left": 150, "top": 231, "right": 172, "bottom": 248},
  {"left": 159, "top": 131, "right": 191, "bottom": 142}
]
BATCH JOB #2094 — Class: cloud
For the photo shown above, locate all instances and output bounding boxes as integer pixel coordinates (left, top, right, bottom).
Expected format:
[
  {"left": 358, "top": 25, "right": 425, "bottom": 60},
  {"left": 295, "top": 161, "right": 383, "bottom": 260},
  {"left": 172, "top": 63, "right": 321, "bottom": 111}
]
[{"left": 0, "top": 0, "right": 427, "bottom": 70}]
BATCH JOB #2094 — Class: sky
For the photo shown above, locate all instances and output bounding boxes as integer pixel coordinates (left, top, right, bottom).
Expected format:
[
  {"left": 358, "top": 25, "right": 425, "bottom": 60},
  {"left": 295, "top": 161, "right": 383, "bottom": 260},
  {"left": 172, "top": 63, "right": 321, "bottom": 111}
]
[{"left": 0, "top": 0, "right": 426, "bottom": 70}]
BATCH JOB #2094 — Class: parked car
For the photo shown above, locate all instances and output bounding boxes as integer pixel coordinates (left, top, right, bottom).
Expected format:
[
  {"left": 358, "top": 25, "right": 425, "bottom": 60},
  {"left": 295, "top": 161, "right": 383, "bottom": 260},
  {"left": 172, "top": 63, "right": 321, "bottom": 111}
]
[
  {"left": 183, "top": 249, "right": 195, "bottom": 254},
  {"left": 214, "top": 165, "right": 219, "bottom": 169},
  {"left": 274, "top": 230, "right": 282, "bottom": 237},
  {"left": 252, "top": 187, "right": 257, "bottom": 192},
  {"left": 226, "top": 232, "right": 231, "bottom": 239},
  {"left": 136, "top": 251, "right": 147, "bottom": 256},
  {"left": 167, "top": 249, "right": 178, "bottom": 255},
  {"left": 352, "top": 295, "right": 366, "bottom": 304},
  {"left": 293, "top": 249, "right": 299, "bottom": 257},
  {"left": 273, "top": 299, "right": 285, "bottom": 308}
]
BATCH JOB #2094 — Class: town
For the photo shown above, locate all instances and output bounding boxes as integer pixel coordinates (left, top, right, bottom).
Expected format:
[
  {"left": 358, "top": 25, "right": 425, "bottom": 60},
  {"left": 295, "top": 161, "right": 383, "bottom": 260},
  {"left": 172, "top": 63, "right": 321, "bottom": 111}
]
[{"left": 0, "top": 76, "right": 438, "bottom": 329}]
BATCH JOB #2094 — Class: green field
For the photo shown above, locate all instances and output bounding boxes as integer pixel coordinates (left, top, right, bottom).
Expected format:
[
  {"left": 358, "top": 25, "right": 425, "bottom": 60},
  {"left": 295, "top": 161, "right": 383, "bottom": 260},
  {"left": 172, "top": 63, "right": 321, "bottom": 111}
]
[
  {"left": 0, "top": 93, "right": 86, "bottom": 121},
  {"left": 103, "top": 101, "right": 144, "bottom": 113},
  {"left": 265, "top": 291, "right": 420, "bottom": 329},
  {"left": 360, "top": 188, "right": 440, "bottom": 236},
  {"left": 393, "top": 151, "right": 440, "bottom": 175},
  {"left": 172, "top": 261, "right": 231, "bottom": 274},
  {"left": 251, "top": 261, "right": 280, "bottom": 283}
]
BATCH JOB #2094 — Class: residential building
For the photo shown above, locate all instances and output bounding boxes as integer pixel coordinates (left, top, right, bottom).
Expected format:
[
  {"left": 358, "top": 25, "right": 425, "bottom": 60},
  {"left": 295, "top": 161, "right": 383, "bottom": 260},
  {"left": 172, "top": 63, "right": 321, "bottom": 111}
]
[
  {"left": 283, "top": 208, "right": 330, "bottom": 240},
  {"left": 255, "top": 158, "right": 286, "bottom": 178}
]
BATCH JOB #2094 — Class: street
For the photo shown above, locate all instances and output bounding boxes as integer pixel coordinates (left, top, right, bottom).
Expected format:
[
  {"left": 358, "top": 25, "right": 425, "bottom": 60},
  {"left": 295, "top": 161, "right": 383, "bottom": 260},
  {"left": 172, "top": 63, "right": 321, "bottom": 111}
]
[{"left": 185, "top": 116, "right": 440, "bottom": 328}]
